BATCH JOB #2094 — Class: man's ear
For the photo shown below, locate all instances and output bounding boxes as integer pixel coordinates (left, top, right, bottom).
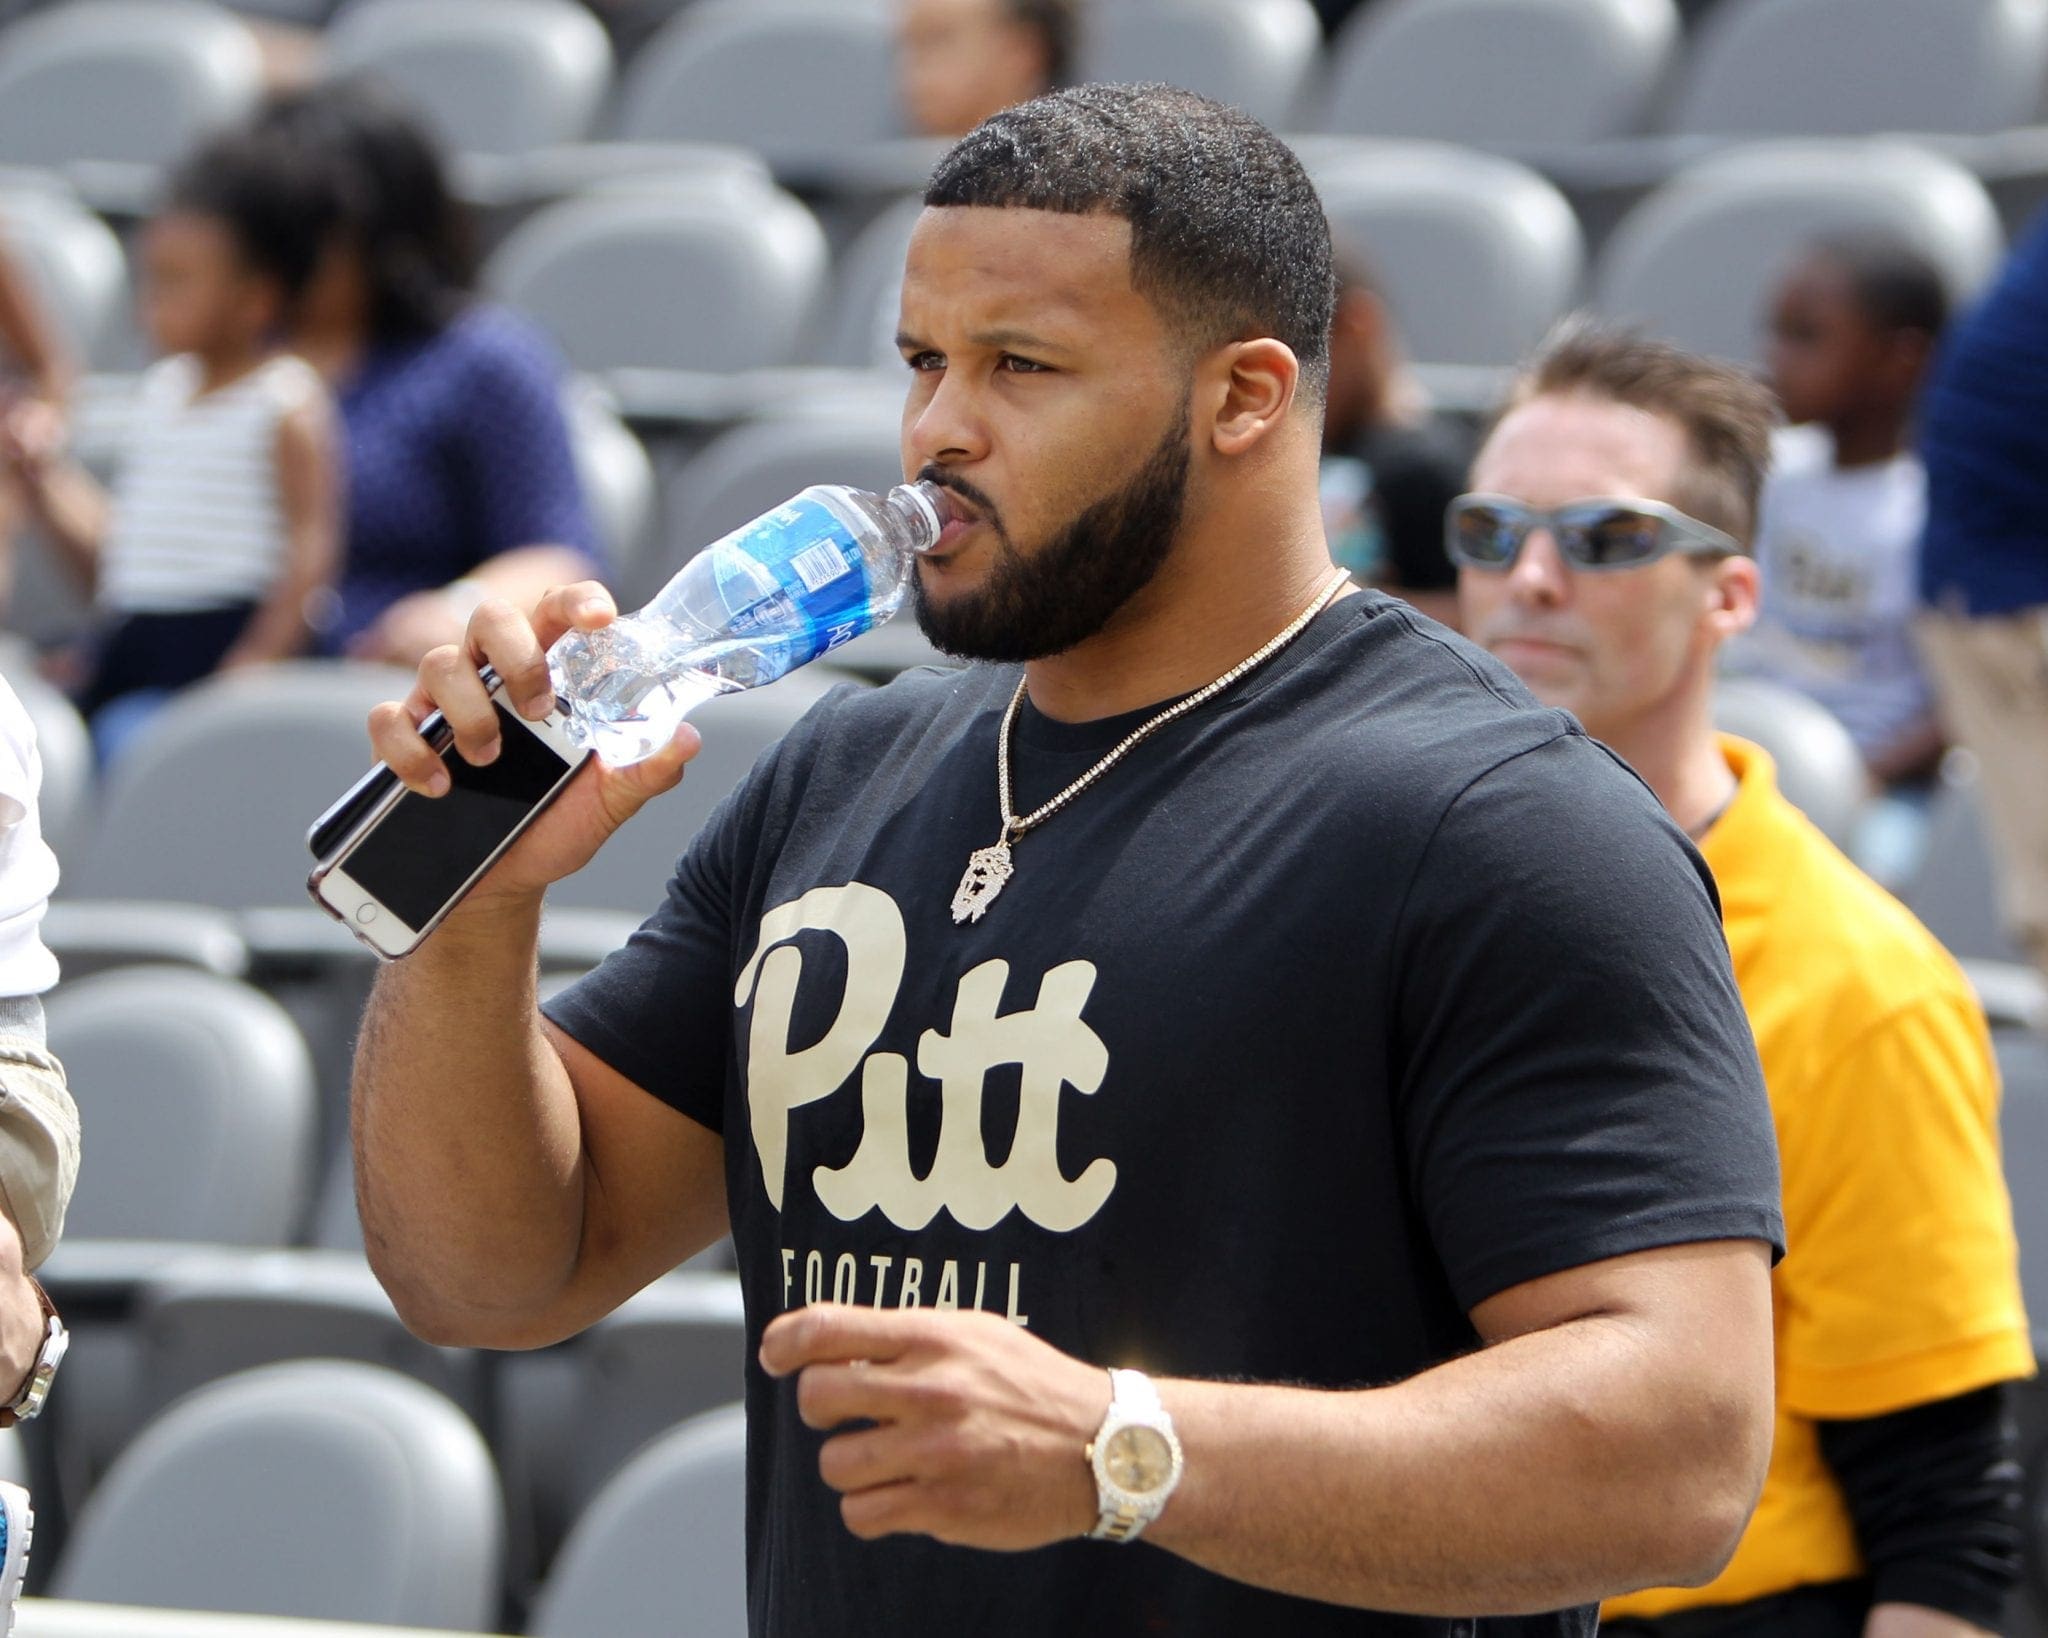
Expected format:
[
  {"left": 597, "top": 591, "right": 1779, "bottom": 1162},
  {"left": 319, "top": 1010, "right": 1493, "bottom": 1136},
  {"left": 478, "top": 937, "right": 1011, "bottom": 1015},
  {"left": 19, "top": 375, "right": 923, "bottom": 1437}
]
[
  {"left": 1209, "top": 338, "right": 1300, "bottom": 457},
  {"left": 1705, "top": 551, "right": 1762, "bottom": 642}
]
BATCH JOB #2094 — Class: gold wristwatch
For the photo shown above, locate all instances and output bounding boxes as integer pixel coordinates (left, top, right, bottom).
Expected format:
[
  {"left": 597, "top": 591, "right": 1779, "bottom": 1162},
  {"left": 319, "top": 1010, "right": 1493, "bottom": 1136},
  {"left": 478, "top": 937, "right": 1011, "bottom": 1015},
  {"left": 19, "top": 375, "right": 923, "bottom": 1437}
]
[{"left": 1085, "top": 1368, "right": 1183, "bottom": 1543}]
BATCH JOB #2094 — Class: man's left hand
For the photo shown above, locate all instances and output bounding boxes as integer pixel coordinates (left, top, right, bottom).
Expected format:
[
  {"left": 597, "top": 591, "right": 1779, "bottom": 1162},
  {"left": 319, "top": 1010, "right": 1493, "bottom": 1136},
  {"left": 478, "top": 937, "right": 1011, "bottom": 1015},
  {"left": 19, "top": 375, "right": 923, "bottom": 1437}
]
[{"left": 759, "top": 1303, "right": 1112, "bottom": 1550}]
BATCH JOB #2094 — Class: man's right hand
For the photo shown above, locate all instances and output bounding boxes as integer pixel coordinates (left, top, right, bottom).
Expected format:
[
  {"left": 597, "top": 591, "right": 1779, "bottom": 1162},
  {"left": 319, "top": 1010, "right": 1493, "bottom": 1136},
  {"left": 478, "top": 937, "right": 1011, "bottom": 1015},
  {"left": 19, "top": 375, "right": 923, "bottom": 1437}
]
[{"left": 365, "top": 580, "right": 702, "bottom": 905}]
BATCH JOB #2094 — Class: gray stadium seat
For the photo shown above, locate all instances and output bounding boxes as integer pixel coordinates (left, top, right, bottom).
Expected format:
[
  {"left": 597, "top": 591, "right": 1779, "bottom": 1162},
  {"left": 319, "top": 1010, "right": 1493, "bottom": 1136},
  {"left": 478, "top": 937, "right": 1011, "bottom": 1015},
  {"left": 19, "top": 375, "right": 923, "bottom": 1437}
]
[
  {"left": 544, "top": 663, "right": 869, "bottom": 916},
  {"left": 0, "top": 185, "right": 126, "bottom": 369},
  {"left": 1320, "top": 0, "right": 1680, "bottom": 149},
  {"left": 499, "top": 139, "right": 772, "bottom": 218},
  {"left": 222, "top": 0, "right": 341, "bottom": 21},
  {"left": 47, "top": 966, "right": 315, "bottom": 1245},
  {"left": 1712, "top": 676, "right": 1869, "bottom": 851},
  {"left": 658, "top": 409, "right": 912, "bottom": 591},
  {"left": 564, "top": 381, "right": 656, "bottom": 596},
  {"left": 1669, "top": 0, "right": 2048, "bottom": 139},
  {"left": 58, "top": 663, "right": 406, "bottom": 1155},
  {"left": 63, "top": 659, "right": 415, "bottom": 910},
  {"left": 1594, "top": 141, "right": 2004, "bottom": 365},
  {"left": 133, "top": 1247, "right": 480, "bottom": 1426},
  {"left": 1080, "top": 0, "right": 1321, "bottom": 130},
  {"left": 37, "top": 966, "right": 315, "bottom": 1501},
  {"left": 13, "top": 1601, "right": 498, "bottom": 1635},
  {"left": 53, "top": 1360, "right": 504, "bottom": 1631},
  {"left": 323, "top": 0, "right": 614, "bottom": 159},
  {"left": 813, "top": 192, "right": 923, "bottom": 371},
  {"left": 529, "top": 1400, "right": 747, "bottom": 1638},
  {"left": 563, "top": 1273, "right": 747, "bottom": 1514},
  {"left": 615, "top": 0, "right": 903, "bottom": 180},
  {"left": 485, "top": 185, "right": 830, "bottom": 396},
  {"left": 1311, "top": 142, "right": 1585, "bottom": 368},
  {"left": 0, "top": 1, "right": 264, "bottom": 211}
]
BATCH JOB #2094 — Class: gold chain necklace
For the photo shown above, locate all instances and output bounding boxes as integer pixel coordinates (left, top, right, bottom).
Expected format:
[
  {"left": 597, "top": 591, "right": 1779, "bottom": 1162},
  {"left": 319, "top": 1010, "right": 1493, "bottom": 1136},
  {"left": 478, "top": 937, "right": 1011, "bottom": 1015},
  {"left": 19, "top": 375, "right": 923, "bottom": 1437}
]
[{"left": 950, "top": 570, "right": 1352, "bottom": 925}]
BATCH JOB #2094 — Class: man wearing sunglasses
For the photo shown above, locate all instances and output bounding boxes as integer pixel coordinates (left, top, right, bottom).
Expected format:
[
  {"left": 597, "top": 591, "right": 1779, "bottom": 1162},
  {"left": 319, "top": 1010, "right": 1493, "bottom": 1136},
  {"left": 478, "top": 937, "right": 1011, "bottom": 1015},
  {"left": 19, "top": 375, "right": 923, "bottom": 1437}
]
[{"left": 1460, "top": 319, "right": 2031, "bottom": 1638}]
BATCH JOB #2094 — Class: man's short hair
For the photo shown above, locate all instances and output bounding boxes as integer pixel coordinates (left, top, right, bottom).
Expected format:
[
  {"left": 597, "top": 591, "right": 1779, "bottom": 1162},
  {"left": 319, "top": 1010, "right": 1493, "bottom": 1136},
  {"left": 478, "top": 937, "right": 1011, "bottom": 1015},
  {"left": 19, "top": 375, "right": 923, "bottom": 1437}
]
[
  {"left": 1004, "top": 0, "right": 1077, "bottom": 87},
  {"left": 1503, "top": 316, "right": 1780, "bottom": 550},
  {"left": 1806, "top": 231, "right": 1951, "bottom": 338},
  {"left": 925, "top": 83, "right": 1337, "bottom": 404}
]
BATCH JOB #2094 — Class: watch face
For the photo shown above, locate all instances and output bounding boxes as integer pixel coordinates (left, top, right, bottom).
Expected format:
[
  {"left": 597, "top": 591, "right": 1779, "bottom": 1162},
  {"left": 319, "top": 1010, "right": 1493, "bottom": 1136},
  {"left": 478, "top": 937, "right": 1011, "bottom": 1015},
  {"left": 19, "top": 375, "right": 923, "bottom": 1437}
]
[{"left": 1103, "top": 1424, "right": 1175, "bottom": 1495}]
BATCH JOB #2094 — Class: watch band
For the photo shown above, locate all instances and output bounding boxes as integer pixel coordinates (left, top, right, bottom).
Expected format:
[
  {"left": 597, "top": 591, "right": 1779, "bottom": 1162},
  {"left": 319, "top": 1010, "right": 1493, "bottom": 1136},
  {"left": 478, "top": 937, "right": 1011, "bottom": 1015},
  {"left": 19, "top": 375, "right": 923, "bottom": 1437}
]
[{"left": 1108, "top": 1367, "right": 1160, "bottom": 1417}]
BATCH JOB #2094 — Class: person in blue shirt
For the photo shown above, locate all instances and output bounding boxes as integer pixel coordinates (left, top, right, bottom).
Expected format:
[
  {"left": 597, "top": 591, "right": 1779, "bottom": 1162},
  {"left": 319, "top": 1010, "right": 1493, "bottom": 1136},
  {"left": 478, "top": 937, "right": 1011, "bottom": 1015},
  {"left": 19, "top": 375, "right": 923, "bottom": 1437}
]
[
  {"left": 248, "top": 80, "right": 605, "bottom": 666},
  {"left": 1915, "top": 213, "right": 2048, "bottom": 977}
]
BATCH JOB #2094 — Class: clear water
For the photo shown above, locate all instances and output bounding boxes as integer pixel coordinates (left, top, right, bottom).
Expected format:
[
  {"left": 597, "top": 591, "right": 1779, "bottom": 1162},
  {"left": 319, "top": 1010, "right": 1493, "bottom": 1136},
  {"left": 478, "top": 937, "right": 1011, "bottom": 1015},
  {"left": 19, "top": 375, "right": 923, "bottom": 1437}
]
[{"left": 550, "top": 618, "right": 745, "bottom": 766}]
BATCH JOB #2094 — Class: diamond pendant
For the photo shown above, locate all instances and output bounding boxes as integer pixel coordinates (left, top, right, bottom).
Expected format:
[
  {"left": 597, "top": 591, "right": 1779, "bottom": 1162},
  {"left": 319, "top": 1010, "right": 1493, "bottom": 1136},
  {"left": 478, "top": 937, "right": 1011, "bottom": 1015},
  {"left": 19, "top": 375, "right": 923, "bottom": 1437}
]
[{"left": 952, "top": 839, "right": 1014, "bottom": 924}]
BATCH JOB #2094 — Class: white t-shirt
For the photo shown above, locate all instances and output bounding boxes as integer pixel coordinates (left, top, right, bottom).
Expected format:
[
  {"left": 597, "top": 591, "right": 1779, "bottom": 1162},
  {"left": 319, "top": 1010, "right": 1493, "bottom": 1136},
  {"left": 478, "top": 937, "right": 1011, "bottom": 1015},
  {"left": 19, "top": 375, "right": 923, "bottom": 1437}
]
[
  {"left": 98, "top": 353, "right": 323, "bottom": 615},
  {"left": 0, "top": 679, "right": 58, "bottom": 997},
  {"left": 1726, "top": 425, "right": 1935, "bottom": 761}
]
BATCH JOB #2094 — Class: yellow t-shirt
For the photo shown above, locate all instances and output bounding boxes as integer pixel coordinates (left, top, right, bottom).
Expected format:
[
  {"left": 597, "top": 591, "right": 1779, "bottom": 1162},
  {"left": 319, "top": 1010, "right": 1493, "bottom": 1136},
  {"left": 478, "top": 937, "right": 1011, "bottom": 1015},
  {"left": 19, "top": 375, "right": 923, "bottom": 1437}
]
[{"left": 1605, "top": 735, "right": 2033, "bottom": 1622}]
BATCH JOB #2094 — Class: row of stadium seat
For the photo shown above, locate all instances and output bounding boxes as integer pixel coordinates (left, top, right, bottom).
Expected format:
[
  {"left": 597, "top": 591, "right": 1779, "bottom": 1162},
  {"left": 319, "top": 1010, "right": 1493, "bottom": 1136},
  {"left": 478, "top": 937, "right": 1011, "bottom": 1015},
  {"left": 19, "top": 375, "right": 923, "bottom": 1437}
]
[
  {"left": 31, "top": 1350, "right": 747, "bottom": 1634},
  {"left": 0, "top": 0, "right": 2045, "bottom": 215},
  {"left": 0, "top": 128, "right": 2014, "bottom": 419}
]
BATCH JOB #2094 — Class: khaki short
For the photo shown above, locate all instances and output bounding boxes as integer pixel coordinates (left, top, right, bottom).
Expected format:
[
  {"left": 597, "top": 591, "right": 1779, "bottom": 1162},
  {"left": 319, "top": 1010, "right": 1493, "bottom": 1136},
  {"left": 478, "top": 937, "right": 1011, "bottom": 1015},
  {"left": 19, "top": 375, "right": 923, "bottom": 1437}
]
[
  {"left": 0, "top": 1039, "right": 77, "bottom": 1270},
  {"left": 1918, "top": 606, "right": 2048, "bottom": 976}
]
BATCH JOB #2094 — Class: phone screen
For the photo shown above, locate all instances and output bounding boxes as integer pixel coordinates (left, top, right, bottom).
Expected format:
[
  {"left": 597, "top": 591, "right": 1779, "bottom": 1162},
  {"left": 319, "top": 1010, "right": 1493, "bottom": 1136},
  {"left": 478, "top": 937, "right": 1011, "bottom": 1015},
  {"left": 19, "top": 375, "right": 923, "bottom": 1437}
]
[{"left": 341, "top": 702, "right": 577, "bottom": 929}]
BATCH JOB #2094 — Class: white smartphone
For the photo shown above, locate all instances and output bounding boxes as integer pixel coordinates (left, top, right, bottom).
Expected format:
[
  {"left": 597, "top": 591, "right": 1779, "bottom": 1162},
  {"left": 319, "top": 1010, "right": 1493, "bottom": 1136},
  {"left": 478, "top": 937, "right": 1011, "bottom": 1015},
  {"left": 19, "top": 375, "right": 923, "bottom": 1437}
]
[{"left": 308, "top": 669, "right": 590, "bottom": 960}]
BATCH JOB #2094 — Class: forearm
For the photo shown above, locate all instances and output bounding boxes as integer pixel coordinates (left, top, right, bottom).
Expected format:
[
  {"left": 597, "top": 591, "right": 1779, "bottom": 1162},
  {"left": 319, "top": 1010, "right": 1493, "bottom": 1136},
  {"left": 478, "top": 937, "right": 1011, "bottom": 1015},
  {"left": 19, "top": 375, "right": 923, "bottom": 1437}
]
[
  {"left": 1819, "top": 1384, "right": 2020, "bottom": 1633},
  {"left": 351, "top": 890, "right": 590, "bottom": 1346},
  {"left": 224, "top": 567, "right": 326, "bottom": 666},
  {"left": 469, "top": 544, "right": 604, "bottom": 610},
  {"left": 1148, "top": 1313, "right": 1761, "bottom": 1614},
  {"left": 21, "top": 463, "right": 106, "bottom": 589}
]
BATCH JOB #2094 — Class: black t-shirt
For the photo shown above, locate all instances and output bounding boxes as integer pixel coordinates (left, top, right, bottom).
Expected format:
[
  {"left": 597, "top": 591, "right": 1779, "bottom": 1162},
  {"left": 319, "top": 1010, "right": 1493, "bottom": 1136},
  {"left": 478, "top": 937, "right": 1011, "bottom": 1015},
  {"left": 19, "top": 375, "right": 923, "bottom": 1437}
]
[{"left": 544, "top": 592, "right": 1783, "bottom": 1638}]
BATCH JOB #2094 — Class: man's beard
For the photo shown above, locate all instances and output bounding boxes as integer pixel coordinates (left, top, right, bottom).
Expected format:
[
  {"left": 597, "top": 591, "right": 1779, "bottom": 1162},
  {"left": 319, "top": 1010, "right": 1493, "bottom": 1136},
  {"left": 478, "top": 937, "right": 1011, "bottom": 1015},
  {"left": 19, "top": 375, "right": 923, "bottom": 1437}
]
[{"left": 912, "top": 404, "right": 1191, "bottom": 664}]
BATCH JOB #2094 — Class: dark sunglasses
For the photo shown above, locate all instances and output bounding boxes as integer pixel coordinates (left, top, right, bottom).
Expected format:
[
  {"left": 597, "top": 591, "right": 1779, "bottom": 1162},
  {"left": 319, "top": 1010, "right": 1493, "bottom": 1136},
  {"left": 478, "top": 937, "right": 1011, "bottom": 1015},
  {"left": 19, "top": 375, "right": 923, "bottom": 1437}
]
[{"left": 1446, "top": 493, "right": 1741, "bottom": 573}]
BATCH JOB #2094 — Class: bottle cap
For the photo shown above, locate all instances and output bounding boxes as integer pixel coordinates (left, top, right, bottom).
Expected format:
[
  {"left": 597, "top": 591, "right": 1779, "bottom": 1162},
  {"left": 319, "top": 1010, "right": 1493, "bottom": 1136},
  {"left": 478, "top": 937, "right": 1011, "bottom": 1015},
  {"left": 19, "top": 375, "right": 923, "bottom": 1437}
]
[{"left": 899, "top": 480, "right": 947, "bottom": 552}]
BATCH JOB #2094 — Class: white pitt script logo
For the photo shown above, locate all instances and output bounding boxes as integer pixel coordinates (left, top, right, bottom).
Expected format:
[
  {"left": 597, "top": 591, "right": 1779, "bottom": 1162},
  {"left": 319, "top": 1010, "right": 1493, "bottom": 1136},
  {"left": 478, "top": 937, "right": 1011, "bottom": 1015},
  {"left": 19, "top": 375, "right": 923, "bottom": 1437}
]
[{"left": 735, "top": 882, "right": 1117, "bottom": 1233}]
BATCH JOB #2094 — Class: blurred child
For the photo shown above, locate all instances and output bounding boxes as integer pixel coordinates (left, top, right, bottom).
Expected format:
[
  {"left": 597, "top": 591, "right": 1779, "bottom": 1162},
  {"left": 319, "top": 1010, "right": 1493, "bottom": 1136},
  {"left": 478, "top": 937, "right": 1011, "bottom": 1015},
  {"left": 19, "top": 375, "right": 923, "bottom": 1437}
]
[
  {"left": 1, "top": 130, "right": 338, "bottom": 762},
  {"left": 1733, "top": 232, "right": 1948, "bottom": 791}
]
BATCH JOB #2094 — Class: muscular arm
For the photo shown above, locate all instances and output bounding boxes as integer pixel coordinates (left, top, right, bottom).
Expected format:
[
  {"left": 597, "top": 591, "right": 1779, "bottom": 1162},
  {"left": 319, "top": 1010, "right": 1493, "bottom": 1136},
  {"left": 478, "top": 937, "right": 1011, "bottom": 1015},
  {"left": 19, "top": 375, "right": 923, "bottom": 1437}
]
[
  {"left": 1149, "top": 1240, "right": 1773, "bottom": 1612},
  {"left": 7, "top": 456, "right": 105, "bottom": 592},
  {"left": 766, "top": 1236, "right": 1776, "bottom": 1616},
  {"left": 352, "top": 586, "right": 729, "bottom": 1349},
  {"left": 353, "top": 890, "right": 727, "bottom": 1348}
]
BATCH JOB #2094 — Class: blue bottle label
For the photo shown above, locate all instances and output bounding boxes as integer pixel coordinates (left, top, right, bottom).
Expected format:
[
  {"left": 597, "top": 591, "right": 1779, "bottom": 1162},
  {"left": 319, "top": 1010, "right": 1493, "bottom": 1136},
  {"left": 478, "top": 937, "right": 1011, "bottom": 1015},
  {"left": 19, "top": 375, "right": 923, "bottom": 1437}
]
[{"left": 717, "top": 496, "right": 875, "bottom": 664}]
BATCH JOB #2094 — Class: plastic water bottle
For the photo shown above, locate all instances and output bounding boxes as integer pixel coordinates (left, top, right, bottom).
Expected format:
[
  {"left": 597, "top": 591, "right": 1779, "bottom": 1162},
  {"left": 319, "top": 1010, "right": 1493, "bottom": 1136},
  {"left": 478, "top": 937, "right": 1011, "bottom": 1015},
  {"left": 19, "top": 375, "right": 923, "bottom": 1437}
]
[{"left": 549, "top": 479, "right": 948, "bottom": 765}]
